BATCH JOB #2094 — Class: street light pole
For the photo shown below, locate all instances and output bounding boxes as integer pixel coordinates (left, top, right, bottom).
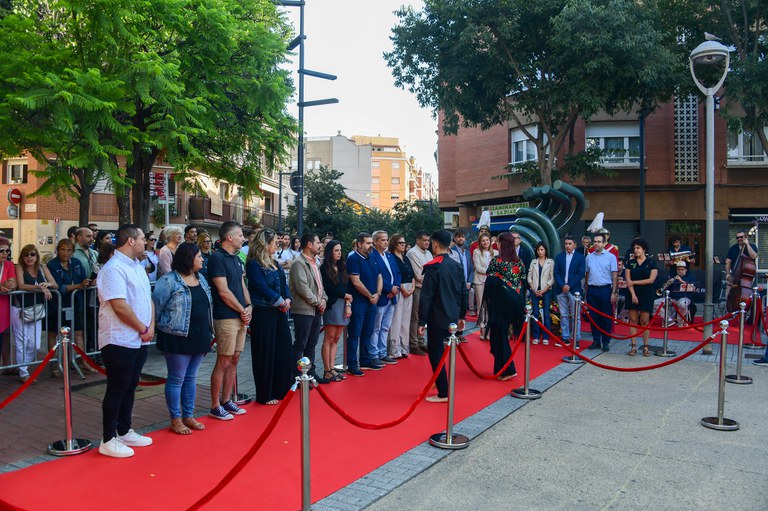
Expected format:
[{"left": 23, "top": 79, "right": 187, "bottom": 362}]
[{"left": 690, "top": 38, "right": 730, "bottom": 340}]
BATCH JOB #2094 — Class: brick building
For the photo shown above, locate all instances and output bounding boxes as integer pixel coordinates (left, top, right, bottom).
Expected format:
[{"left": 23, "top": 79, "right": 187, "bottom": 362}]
[{"left": 438, "top": 95, "right": 768, "bottom": 278}]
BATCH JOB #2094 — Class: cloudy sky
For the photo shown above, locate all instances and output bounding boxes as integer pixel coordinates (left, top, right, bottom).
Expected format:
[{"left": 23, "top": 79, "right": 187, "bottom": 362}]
[{"left": 281, "top": 1, "right": 438, "bottom": 184}]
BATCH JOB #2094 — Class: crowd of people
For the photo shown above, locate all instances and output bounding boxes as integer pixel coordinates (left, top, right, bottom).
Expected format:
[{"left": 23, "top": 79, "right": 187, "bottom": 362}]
[{"left": 2, "top": 219, "right": 766, "bottom": 459}]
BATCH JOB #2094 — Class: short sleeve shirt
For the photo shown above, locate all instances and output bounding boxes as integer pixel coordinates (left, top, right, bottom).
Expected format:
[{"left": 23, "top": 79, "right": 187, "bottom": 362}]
[
  {"left": 207, "top": 248, "right": 246, "bottom": 319},
  {"left": 97, "top": 250, "right": 153, "bottom": 349},
  {"left": 726, "top": 243, "right": 758, "bottom": 264},
  {"left": 346, "top": 251, "right": 380, "bottom": 302}
]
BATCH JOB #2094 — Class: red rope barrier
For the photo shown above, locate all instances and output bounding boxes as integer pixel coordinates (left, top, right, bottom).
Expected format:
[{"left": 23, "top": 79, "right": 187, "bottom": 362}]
[
  {"left": 535, "top": 318, "right": 716, "bottom": 372},
  {"left": 315, "top": 348, "right": 450, "bottom": 430},
  {"left": 457, "top": 324, "right": 526, "bottom": 380},
  {"left": 583, "top": 300, "right": 733, "bottom": 332},
  {"left": 583, "top": 313, "right": 638, "bottom": 340},
  {"left": 0, "top": 497, "right": 25, "bottom": 511},
  {"left": 0, "top": 348, "right": 57, "bottom": 410},
  {"left": 71, "top": 344, "right": 167, "bottom": 386},
  {"left": 187, "top": 390, "right": 296, "bottom": 510}
]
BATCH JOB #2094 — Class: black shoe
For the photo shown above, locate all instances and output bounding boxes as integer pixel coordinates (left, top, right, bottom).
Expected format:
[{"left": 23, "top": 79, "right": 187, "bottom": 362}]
[
  {"left": 380, "top": 356, "right": 398, "bottom": 365},
  {"left": 587, "top": 344, "right": 601, "bottom": 350},
  {"left": 410, "top": 347, "right": 427, "bottom": 356},
  {"left": 601, "top": 345, "right": 610, "bottom": 352},
  {"left": 347, "top": 368, "right": 365, "bottom": 376},
  {"left": 753, "top": 358, "right": 768, "bottom": 367},
  {"left": 314, "top": 372, "right": 330, "bottom": 384},
  {"left": 360, "top": 362, "right": 383, "bottom": 371}
]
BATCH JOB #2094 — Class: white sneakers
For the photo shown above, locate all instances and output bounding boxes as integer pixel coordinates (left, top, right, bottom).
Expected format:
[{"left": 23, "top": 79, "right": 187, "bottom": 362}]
[
  {"left": 117, "top": 429, "right": 153, "bottom": 447},
  {"left": 99, "top": 429, "right": 152, "bottom": 458},
  {"left": 99, "top": 437, "right": 134, "bottom": 458}
]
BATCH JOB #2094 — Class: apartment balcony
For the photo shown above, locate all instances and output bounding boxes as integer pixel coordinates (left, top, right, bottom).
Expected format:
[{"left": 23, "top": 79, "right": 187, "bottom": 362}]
[{"left": 188, "top": 196, "right": 279, "bottom": 230}]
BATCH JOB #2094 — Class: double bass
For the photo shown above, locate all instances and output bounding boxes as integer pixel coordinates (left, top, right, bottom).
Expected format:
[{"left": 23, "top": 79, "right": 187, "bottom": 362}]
[{"left": 726, "top": 227, "right": 758, "bottom": 313}]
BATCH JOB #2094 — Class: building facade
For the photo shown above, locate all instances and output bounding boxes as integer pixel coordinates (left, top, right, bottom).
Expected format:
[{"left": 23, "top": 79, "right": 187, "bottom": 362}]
[{"left": 437, "top": 96, "right": 768, "bottom": 278}]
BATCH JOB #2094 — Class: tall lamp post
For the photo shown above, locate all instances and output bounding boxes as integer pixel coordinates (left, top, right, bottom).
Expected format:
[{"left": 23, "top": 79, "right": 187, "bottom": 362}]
[{"left": 689, "top": 38, "right": 730, "bottom": 340}]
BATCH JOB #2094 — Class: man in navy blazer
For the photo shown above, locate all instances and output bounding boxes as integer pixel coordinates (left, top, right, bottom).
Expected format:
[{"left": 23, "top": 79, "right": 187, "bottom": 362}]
[
  {"left": 369, "top": 230, "right": 402, "bottom": 368},
  {"left": 554, "top": 235, "right": 586, "bottom": 345}
]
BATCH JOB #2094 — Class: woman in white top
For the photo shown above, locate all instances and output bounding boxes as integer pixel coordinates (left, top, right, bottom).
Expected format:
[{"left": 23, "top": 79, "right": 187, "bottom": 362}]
[
  {"left": 157, "top": 226, "right": 182, "bottom": 278},
  {"left": 527, "top": 241, "right": 555, "bottom": 345},
  {"left": 472, "top": 232, "right": 497, "bottom": 340}
]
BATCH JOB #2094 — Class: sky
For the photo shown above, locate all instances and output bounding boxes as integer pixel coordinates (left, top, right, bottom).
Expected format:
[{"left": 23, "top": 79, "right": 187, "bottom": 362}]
[{"left": 280, "top": 1, "right": 438, "bottom": 184}]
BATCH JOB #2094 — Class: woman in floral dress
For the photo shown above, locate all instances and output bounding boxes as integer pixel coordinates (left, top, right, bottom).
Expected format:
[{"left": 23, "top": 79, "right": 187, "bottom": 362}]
[{"left": 484, "top": 232, "right": 526, "bottom": 381}]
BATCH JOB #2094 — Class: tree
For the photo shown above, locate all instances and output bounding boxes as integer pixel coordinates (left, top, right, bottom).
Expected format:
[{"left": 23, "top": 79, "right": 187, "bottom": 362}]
[
  {"left": 0, "top": 0, "right": 296, "bottom": 229},
  {"left": 385, "top": 0, "right": 682, "bottom": 185},
  {"left": 391, "top": 199, "right": 443, "bottom": 242}
]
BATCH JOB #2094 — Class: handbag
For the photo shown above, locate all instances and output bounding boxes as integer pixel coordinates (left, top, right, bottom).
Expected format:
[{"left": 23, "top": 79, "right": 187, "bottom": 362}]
[
  {"left": 22, "top": 303, "right": 46, "bottom": 323},
  {"left": 21, "top": 269, "right": 47, "bottom": 322}
]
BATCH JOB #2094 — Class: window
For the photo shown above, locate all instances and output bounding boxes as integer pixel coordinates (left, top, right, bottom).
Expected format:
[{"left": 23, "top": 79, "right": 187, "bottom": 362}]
[
  {"left": 392, "top": 162, "right": 400, "bottom": 169},
  {"left": 5, "top": 159, "right": 28, "bottom": 184},
  {"left": 509, "top": 127, "right": 540, "bottom": 165},
  {"left": 390, "top": 193, "right": 400, "bottom": 200},
  {"left": 727, "top": 128, "right": 768, "bottom": 164},
  {"left": 219, "top": 183, "right": 229, "bottom": 199},
  {"left": 391, "top": 177, "right": 400, "bottom": 185},
  {"left": 585, "top": 121, "right": 640, "bottom": 166},
  {"left": 372, "top": 161, "right": 380, "bottom": 169},
  {"left": 371, "top": 192, "right": 380, "bottom": 200},
  {"left": 371, "top": 177, "right": 380, "bottom": 184}
]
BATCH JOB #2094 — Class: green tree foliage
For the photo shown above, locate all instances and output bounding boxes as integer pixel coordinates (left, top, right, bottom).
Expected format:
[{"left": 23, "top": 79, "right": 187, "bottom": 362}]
[
  {"left": 0, "top": 0, "right": 296, "bottom": 229},
  {"left": 286, "top": 165, "right": 443, "bottom": 247},
  {"left": 385, "top": 0, "right": 682, "bottom": 186}
]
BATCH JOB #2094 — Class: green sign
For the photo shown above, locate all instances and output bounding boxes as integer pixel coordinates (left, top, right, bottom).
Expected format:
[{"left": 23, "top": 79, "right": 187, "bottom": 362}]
[{"left": 481, "top": 202, "right": 529, "bottom": 217}]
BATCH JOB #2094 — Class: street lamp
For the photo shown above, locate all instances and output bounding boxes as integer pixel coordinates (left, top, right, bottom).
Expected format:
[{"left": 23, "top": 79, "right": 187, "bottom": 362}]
[{"left": 690, "top": 38, "right": 730, "bottom": 341}]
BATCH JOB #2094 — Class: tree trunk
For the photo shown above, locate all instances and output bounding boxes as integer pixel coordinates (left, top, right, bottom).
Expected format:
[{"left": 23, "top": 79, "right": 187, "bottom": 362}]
[
  {"left": 128, "top": 148, "right": 159, "bottom": 231},
  {"left": 78, "top": 188, "right": 91, "bottom": 227},
  {"left": 115, "top": 184, "right": 131, "bottom": 225}
]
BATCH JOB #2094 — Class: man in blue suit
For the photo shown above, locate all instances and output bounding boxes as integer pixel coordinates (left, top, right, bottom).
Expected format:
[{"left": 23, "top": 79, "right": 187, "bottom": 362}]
[
  {"left": 554, "top": 235, "right": 586, "bottom": 346},
  {"left": 368, "top": 230, "right": 402, "bottom": 369}
]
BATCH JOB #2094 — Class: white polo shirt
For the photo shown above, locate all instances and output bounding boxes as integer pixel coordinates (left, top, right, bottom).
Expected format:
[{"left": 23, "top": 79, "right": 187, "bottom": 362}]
[{"left": 97, "top": 249, "right": 153, "bottom": 349}]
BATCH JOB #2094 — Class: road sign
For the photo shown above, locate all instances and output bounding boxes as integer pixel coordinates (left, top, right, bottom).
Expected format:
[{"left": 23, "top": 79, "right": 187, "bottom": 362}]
[
  {"left": 7, "top": 188, "right": 22, "bottom": 205},
  {"left": 7, "top": 205, "right": 18, "bottom": 218}
]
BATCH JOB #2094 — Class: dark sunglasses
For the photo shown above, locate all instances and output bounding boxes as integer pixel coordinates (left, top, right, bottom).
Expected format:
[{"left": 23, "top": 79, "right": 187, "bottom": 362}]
[
  {"left": 0, "top": 248, "right": 10, "bottom": 254},
  {"left": 23, "top": 253, "right": 37, "bottom": 257},
  {"left": 148, "top": 238, "right": 157, "bottom": 241}
]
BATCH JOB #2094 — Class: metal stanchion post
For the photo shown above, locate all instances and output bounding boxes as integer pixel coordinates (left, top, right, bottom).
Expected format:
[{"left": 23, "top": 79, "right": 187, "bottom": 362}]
[
  {"left": 562, "top": 293, "right": 585, "bottom": 364},
  {"left": 48, "top": 327, "right": 91, "bottom": 456},
  {"left": 701, "top": 320, "right": 740, "bottom": 431},
  {"left": 743, "top": 288, "right": 761, "bottom": 349},
  {"left": 296, "top": 357, "right": 315, "bottom": 511},
  {"left": 233, "top": 327, "right": 252, "bottom": 405},
  {"left": 511, "top": 305, "right": 542, "bottom": 400},
  {"left": 429, "top": 324, "right": 469, "bottom": 450},
  {"left": 334, "top": 326, "right": 348, "bottom": 373},
  {"left": 656, "top": 290, "right": 676, "bottom": 357},
  {"left": 726, "top": 302, "right": 753, "bottom": 385}
]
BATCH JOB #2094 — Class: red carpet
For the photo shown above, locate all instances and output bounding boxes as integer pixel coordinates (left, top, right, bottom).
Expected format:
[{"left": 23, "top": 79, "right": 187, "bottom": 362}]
[{"left": 0, "top": 332, "right": 574, "bottom": 510}]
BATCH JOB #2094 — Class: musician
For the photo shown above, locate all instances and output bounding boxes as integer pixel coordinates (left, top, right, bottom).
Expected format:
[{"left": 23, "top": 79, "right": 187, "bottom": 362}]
[
  {"left": 653, "top": 261, "right": 697, "bottom": 326},
  {"left": 725, "top": 230, "right": 758, "bottom": 284},
  {"left": 665, "top": 235, "right": 695, "bottom": 276}
]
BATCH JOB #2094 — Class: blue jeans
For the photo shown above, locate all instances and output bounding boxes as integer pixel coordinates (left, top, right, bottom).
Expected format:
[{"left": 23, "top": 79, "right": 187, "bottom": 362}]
[
  {"left": 371, "top": 303, "right": 395, "bottom": 360},
  {"left": 530, "top": 290, "right": 552, "bottom": 340},
  {"left": 587, "top": 285, "right": 613, "bottom": 347},
  {"left": 164, "top": 352, "right": 204, "bottom": 419},
  {"left": 348, "top": 301, "right": 377, "bottom": 369}
]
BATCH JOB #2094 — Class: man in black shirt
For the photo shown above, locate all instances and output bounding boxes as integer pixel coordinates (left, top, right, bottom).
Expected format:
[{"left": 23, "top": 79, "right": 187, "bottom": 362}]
[{"left": 418, "top": 230, "right": 468, "bottom": 403}]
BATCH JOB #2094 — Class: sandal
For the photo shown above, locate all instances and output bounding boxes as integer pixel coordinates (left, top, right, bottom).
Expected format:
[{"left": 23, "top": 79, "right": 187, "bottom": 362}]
[
  {"left": 331, "top": 370, "right": 347, "bottom": 381},
  {"left": 182, "top": 417, "right": 206, "bottom": 431},
  {"left": 265, "top": 399, "right": 279, "bottom": 405},
  {"left": 643, "top": 347, "right": 651, "bottom": 357},
  {"left": 628, "top": 345, "right": 637, "bottom": 356},
  {"left": 170, "top": 418, "right": 192, "bottom": 435},
  {"left": 324, "top": 370, "right": 342, "bottom": 382}
]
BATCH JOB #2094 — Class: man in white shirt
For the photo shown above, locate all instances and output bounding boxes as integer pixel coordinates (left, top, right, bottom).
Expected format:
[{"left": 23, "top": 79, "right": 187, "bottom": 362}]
[
  {"left": 97, "top": 224, "right": 155, "bottom": 458},
  {"left": 407, "top": 231, "right": 433, "bottom": 355}
]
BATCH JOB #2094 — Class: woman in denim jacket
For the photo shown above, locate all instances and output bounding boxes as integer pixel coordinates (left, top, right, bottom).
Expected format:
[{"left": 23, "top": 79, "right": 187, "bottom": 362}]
[
  {"left": 152, "top": 242, "right": 213, "bottom": 435},
  {"left": 245, "top": 229, "right": 293, "bottom": 405}
]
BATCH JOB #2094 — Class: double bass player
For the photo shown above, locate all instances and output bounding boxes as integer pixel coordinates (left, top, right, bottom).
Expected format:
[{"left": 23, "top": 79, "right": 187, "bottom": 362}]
[{"left": 725, "top": 229, "right": 758, "bottom": 296}]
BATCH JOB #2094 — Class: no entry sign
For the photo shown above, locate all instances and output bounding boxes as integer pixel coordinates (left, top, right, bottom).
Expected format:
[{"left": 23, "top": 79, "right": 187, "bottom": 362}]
[{"left": 7, "top": 188, "right": 22, "bottom": 205}]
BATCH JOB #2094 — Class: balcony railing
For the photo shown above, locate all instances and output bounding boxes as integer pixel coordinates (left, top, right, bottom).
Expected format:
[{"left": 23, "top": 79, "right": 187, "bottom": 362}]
[{"left": 189, "top": 196, "right": 279, "bottom": 229}]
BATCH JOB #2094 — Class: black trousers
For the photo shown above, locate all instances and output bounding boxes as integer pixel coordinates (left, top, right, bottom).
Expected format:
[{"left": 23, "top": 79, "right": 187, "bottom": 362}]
[
  {"left": 101, "top": 344, "right": 147, "bottom": 441},
  {"left": 427, "top": 325, "right": 449, "bottom": 398},
  {"left": 292, "top": 313, "right": 322, "bottom": 373}
]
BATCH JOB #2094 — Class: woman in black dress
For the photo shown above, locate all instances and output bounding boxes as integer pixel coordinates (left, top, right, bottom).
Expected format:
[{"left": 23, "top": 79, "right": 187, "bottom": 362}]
[
  {"left": 245, "top": 229, "right": 293, "bottom": 405},
  {"left": 625, "top": 238, "right": 658, "bottom": 357},
  {"left": 484, "top": 233, "right": 525, "bottom": 381},
  {"left": 320, "top": 240, "right": 351, "bottom": 381}
]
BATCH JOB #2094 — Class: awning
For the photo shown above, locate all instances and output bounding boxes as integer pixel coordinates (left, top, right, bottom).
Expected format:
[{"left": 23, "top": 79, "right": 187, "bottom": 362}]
[{"left": 260, "top": 182, "right": 280, "bottom": 195}]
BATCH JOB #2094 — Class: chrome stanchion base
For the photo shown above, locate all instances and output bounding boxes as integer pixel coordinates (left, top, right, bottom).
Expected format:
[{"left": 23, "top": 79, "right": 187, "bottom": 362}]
[
  {"left": 742, "top": 343, "right": 761, "bottom": 350},
  {"left": 510, "top": 388, "right": 542, "bottom": 400},
  {"left": 725, "top": 374, "right": 753, "bottom": 385},
  {"left": 47, "top": 438, "right": 91, "bottom": 456},
  {"left": 700, "top": 417, "right": 739, "bottom": 431},
  {"left": 654, "top": 350, "right": 676, "bottom": 358},
  {"left": 562, "top": 355, "right": 585, "bottom": 365},
  {"left": 234, "top": 393, "right": 252, "bottom": 405},
  {"left": 429, "top": 432, "right": 469, "bottom": 450}
]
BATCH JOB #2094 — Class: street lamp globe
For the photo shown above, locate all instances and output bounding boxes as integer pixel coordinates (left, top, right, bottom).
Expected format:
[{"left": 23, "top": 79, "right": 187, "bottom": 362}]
[{"left": 689, "top": 37, "right": 730, "bottom": 342}]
